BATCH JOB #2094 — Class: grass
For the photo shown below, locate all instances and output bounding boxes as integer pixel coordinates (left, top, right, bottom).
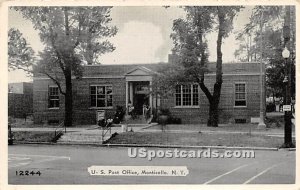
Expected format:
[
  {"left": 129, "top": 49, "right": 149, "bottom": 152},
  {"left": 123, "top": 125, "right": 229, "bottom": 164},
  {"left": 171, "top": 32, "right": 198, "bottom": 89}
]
[
  {"left": 12, "top": 131, "right": 57, "bottom": 142},
  {"left": 107, "top": 132, "right": 293, "bottom": 148},
  {"left": 265, "top": 114, "right": 284, "bottom": 128}
]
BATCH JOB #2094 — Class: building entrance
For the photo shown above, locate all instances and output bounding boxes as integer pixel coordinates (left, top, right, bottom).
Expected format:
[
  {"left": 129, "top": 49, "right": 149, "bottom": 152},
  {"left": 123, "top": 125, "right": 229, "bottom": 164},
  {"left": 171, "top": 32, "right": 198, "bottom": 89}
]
[
  {"left": 130, "top": 81, "right": 150, "bottom": 115},
  {"left": 134, "top": 94, "right": 149, "bottom": 115}
]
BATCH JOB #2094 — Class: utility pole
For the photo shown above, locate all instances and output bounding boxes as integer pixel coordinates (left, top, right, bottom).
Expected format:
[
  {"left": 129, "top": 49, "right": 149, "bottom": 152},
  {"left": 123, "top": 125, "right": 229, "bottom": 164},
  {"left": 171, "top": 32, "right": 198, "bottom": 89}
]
[
  {"left": 282, "top": 5, "right": 294, "bottom": 148},
  {"left": 258, "top": 9, "right": 266, "bottom": 129}
]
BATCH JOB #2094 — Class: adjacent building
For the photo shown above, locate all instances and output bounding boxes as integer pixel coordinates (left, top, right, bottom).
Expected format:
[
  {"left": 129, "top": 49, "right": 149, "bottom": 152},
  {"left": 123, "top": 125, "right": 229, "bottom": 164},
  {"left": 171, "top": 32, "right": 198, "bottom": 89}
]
[{"left": 8, "top": 82, "right": 33, "bottom": 118}]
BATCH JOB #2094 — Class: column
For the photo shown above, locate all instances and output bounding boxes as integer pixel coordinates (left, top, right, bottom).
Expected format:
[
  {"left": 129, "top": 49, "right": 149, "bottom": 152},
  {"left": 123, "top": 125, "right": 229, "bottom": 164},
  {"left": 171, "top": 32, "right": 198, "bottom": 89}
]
[
  {"left": 125, "top": 81, "right": 128, "bottom": 114},
  {"left": 129, "top": 82, "right": 133, "bottom": 104},
  {"left": 149, "top": 80, "right": 153, "bottom": 110}
]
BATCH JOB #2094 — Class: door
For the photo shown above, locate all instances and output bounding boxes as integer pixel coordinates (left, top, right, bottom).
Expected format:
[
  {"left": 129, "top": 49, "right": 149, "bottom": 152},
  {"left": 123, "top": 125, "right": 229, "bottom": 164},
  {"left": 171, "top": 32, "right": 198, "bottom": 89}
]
[{"left": 134, "top": 94, "right": 149, "bottom": 115}]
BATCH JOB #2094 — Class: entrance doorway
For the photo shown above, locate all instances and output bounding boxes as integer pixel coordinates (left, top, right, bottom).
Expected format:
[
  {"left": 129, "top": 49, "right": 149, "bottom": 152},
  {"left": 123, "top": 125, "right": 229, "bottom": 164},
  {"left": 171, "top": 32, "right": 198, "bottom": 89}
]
[
  {"left": 134, "top": 94, "right": 149, "bottom": 115},
  {"left": 131, "top": 81, "right": 150, "bottom": 115}
]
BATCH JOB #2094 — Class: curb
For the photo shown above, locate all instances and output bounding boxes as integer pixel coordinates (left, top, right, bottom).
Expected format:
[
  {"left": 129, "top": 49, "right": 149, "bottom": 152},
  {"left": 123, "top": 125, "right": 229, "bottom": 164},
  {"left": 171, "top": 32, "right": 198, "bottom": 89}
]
[
  {"left": 13, "top": 141, "right": 56, "bottom": 145},
  {"left": 12, "top": 141, "right": 279, "bottom": 151},
  {"left": 103, "top": 144, "right": 279, "bottom": 151}
]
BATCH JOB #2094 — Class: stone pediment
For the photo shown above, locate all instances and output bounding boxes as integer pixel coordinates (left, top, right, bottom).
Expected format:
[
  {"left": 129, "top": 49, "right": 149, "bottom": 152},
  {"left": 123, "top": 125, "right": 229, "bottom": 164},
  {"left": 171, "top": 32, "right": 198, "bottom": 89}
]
[{"left": 125, "top": 66, "right": 155, "bottom": 76}]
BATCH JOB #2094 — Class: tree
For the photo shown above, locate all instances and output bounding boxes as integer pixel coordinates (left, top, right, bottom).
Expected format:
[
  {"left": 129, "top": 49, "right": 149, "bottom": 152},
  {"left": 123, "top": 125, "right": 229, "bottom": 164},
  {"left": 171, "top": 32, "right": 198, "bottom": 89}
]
[
  {"left": 14, "top": 7, "right": 117, "bottom": 126},
  {"left": 169, "top": 6, "right": 242, "bottom": 127},
  {"left": 8, "top": 28, "right": 35, "bottom": 73},
  {"left": 235, "top": 6, "right": 295, "bottom": 99}
]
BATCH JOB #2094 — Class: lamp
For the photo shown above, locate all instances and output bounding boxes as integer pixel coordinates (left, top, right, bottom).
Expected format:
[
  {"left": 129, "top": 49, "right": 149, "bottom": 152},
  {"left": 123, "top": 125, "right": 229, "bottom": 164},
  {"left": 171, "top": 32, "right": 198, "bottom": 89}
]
[
  {"left": 282, "top": 47, "right": 290, "bottom": 58},
  {"left": 281, "top": 45, "right": 294, "bottom": 148}
]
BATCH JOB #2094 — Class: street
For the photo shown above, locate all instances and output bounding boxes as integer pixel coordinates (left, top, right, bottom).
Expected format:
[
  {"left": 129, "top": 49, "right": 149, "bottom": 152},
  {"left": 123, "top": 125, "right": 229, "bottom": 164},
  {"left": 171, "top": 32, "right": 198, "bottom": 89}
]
[{"left": 8, "top": 144, "right": 295, "bottom": 184}]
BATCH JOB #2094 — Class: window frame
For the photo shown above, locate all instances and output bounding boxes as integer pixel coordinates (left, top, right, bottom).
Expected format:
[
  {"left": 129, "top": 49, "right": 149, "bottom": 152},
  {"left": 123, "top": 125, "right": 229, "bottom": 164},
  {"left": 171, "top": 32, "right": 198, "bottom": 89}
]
[
  {"left": 174, "top": 84, "right": 199, "bottom": 108},
  {"left": 234, "top": 82, "right": 247, "bottom": 107},
  {"left": 48, "top": 86, "right": 60, "bottom": 109},
  {"left": 90, "top": 85, "right": 113, "bottom": 108}
]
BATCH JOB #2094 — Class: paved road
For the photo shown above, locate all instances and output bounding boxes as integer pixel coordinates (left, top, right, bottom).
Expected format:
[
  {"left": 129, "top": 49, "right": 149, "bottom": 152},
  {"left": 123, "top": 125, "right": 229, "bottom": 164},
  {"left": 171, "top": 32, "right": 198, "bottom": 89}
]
[{"left": 8, "top": 144, "right": 295, "bottom": 184}]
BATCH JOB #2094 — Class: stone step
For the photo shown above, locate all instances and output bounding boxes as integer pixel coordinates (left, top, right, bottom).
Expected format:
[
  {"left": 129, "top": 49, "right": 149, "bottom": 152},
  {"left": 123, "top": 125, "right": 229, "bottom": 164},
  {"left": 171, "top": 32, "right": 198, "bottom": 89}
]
[{"left": 57, "top": 129, "right": 116, "bottom": 143}]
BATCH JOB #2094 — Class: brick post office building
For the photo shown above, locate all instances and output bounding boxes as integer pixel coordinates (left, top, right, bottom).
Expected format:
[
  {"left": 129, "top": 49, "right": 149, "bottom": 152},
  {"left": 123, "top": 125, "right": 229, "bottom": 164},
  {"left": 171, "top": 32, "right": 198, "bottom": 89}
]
[{"left": 33, "top": 59, "right": 265, "bottom": 125}]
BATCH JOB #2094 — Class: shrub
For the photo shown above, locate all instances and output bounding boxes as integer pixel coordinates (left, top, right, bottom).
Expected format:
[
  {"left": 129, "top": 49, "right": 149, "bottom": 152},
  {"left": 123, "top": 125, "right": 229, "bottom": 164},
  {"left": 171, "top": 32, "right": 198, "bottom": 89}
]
[
  {"left": 156, "top": 108, "right": 182, "bottom": 124},
  {"left": 113, "top": 105, "right": 125, "bottom": 124},
  {"left": 159, "top": 108, "right": 171, "bottom": 116},
  {"left": 266, "top": 103, "right": 276, "bottom": 112}
]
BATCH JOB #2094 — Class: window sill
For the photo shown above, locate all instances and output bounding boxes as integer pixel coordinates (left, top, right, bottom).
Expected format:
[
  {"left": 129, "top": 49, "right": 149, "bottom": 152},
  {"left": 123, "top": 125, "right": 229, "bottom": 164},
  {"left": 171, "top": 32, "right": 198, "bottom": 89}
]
[
  {"left": 48, "top": 107, "right": 60, "bottom": 110},
  {"left": 89, "top": 107, "right": 113, "bottom": 110},
  {"left": 234, "top": 106, "right": 247, "bottom": 108},
  {"left": 174, "top": 106, "right": 200, "bottom": 109}
]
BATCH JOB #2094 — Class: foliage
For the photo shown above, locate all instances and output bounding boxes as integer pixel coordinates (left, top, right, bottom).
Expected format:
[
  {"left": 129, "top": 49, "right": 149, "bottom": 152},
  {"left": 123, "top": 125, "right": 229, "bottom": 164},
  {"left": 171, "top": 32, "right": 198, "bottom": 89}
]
[
  {"left": 163, "top": 6, "right": 242, "bottom": 127},
  {"left": 159, "top": 108, "right": 171, "bottom": 116},
  {"left": 14, "top": 7, "right": 117, "bottom": 126},
  {"left": 8, "top": 28, "right": 35, "bottom": 73},
  {"left": 234, "top": 6, "right": 295, "bottom": 98},
  {"left": 113, "top": 105, "right": 126, "bottom": 124}
]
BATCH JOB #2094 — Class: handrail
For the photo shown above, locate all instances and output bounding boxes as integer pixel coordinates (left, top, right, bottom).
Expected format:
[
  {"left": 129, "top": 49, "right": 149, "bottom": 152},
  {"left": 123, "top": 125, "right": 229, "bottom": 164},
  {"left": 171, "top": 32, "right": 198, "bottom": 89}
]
[
  {"left": 101, "top": 122, "right": 112, "bottom": 143},
  {"left": 54, "top": 122, "right": 65, "bottom": 137}
]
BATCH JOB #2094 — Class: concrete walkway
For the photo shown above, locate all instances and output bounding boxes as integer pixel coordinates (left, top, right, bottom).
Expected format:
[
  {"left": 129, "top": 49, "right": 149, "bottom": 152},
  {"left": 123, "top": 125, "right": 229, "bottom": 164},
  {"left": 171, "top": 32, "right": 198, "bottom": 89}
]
[
  {"left": 11, "top": 121, "right": 295, "bottom": 144},
  {"left": 139, "top": 128, "right": 296, "bottom": 138}
]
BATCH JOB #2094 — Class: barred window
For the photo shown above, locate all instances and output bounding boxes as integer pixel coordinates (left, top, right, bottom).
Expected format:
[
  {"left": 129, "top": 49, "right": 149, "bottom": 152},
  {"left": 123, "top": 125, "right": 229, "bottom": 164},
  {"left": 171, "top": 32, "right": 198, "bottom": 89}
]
[
  {"left": 49, "top": 86, "right": 59, "bottom": 108},
  {"left": 175, "top": 84, "right": 199, "bottom": 107},
  {"left": 235, "top": 83, "right": 246, "bottom": 106},
  {"left": 90, "top": 85, "right": 113, "bottom": 107}
]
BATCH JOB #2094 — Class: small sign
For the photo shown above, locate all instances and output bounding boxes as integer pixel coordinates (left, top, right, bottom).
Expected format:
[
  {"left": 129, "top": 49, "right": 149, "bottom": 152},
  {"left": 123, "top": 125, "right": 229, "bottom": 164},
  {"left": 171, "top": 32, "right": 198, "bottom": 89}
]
[
  {"left": 96, "top": 110, "right": 105, "bottom": 122},
  {"left": 283, "top": 105, "right": 291, "bottom": 111}
]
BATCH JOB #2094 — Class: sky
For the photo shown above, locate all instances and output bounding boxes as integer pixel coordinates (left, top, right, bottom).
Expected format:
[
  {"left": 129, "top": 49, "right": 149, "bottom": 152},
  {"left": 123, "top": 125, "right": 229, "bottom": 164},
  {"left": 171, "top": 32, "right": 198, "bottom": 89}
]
[{"left": 8, "top": 6, "right": 253, "bottom": 83}]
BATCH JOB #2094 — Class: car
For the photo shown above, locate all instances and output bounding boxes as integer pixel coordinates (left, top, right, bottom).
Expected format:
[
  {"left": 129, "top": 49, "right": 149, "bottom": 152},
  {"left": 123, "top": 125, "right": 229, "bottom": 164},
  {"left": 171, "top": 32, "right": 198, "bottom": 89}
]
[{"left": 8, "top": 123, "right": 14, "bottom": 145}]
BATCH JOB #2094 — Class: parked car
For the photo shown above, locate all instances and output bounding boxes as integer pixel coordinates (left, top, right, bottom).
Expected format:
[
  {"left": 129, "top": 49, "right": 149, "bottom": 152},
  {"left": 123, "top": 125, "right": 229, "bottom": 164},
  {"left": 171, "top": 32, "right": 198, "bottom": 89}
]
[{"left": 8, "top": 123, "right": 14, "bottom": 145}]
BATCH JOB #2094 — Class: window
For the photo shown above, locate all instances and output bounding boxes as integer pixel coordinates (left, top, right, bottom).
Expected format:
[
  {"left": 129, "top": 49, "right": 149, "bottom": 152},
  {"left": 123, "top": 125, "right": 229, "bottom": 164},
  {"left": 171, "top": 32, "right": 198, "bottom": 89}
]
[
  {"left": 49, "top": 86, "right": 59, "bottom": 108},
  {"left": 90, "top": 85, "right": 113, "bottom": 107},
  {"left": 235, "top": 83, "right": 246, "bottom": 106},
  {"left": 175, "top": 84, "right": 199, "bottom": 107}
]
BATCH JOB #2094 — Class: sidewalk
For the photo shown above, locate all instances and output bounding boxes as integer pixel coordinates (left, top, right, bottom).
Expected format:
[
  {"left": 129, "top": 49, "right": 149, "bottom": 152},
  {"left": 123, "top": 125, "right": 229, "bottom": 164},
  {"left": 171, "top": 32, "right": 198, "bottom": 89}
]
[
  {"left": 140, "top": 124, "right": 296, "bottom": 138},
  {"left": 11, "top": 122, "right": 295, "bottom": 145}
]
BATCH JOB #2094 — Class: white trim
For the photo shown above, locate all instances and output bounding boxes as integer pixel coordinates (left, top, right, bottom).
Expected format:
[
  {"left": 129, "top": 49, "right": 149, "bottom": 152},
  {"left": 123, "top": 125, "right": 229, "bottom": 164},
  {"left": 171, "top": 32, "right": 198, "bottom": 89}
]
[
  {"left": 207, "top": 73, "right": 263, "bottom": 76},
  {"left": 90, "top": 84, "right": 113, "bottom": 108},
  {"left": 174, "top": 106, "right": 200, "bottom": 109},
  {"left": 83, "top": 76, "right": 124, "bottom": 79},
  {"left": 126, "top": 81, "right": 128, "bottom": 114},
  {"left": 33, "top": 73, "right": 262, "bottom": 81},
  {"left": 125, "top": 75, "right": 152, "bottom": 82},
  {"left": 174, "top": 84, "right": 199, "bottom": 108},
  {"left": 125, "top": 66, "right": 157, "bottom": 76},
  {"left": 48, "top": 107, "right": 60, "bottom": 110},
  {"left": 88, "top": 107, "right": 113, "bottom": 110},
  {"left": 33, "top": 76, "right": 125, "bottom": 80},
  {"left": 234, "top": 82, "right": 247, "bottom": 108},
  {"left": 48, "top": 86, "right": 60, "bottom": 109}
]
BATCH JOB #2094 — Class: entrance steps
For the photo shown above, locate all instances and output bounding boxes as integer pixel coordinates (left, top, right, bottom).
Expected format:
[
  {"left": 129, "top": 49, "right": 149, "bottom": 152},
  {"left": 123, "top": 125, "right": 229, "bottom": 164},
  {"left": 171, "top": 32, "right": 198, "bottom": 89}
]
[
  {"left": 56, "top": 122, "right": 157, "bottom": 144},
  {"left": 57, "top": 127, "right": 121, "bottom": 144},
  {"left": 126, "top": 115, "right": 152, "bottom": 124}
]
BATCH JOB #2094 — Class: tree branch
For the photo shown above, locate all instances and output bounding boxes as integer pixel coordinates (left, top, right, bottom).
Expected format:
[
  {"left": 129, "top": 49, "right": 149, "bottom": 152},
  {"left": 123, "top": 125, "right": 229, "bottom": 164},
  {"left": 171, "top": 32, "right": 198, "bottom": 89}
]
[
  {"left": 43, "top": 72, "right": 66, "bottom": 95},
  {"left": 9, "top": 63, "right": 32, "bottom": 74},
  {"left": 198, "top": 79, "right": 213, "bottom": 103},
  {"left": 49, "top": 25, "right": 66, "bottom": 75}
]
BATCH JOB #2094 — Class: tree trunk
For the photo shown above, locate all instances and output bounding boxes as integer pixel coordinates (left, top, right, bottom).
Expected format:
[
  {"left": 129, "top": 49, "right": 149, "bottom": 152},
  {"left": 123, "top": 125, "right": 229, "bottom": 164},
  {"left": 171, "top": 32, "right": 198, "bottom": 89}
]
[
  {"left": 207, "top": 9, "right": 224, "bottom": 127},
  {"left": 63, "top": 7, "right": 73, "bottom": 127},
  {"left": 207, "top": 99, "right": 218, "bottom": 127},
  {"left": 64, "top": 67, "right": 73, "bottom": 126}
]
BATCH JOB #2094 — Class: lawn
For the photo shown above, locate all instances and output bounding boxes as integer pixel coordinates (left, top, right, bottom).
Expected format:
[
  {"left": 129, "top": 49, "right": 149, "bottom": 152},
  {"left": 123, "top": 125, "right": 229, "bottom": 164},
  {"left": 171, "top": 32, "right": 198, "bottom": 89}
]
[
  {"left": 12, "top": 131, "right": 58, "bottom": 142},
  {"left": 107, "top": 132, "right": 293, "bottom": 148}
]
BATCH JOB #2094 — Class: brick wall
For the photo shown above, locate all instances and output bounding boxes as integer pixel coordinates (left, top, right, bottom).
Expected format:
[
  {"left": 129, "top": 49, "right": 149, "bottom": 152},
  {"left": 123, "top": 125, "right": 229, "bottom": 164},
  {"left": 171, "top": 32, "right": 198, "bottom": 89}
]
[
  {"left": 161, "top": 74, "right": 264, "bottom": 124},
  {"left": 33, "top": 63, "right": 265, "bottom": 125},
  {"left": 8, "top": 82, "right": 33, "bottom": 118},
  {"left": 33, "top": 77, "right": 126, "bottom": 125}
]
